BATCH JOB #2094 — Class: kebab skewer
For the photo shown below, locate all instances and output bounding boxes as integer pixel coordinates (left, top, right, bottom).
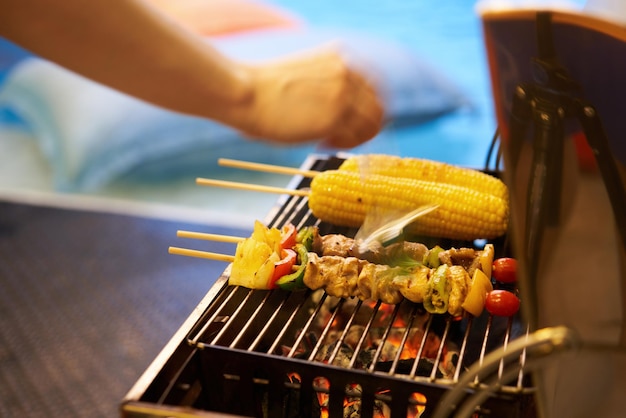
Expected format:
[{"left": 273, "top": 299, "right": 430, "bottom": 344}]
[
  {"left": 171, "top": 221, "right": 499, "bottom": 317},
  {"left": 285, "top": 222, "right": 495, "bottom": 317},
  {"left": 217, "top": 154, "right": 508, "bottom": 203}
]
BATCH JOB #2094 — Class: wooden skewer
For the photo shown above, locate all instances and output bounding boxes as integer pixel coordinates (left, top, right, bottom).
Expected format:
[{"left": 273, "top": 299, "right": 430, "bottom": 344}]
[
  {"left": 177, "top": 230, "right": 244, "bottom": 243},
  {"left": 168, "top": 246, "right": 235, "bottom": 262},
  {"left": 218, "top": 158, "right": 319, "bottom": 178},
  {"left": 196, "top": 177, "right": 309, "bottom": 197}
]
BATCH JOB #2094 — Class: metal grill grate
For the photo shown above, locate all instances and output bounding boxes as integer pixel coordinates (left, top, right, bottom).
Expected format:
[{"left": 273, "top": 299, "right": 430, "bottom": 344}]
[{"left": 180, "top": 155, "right": 538, "bottom": 418}]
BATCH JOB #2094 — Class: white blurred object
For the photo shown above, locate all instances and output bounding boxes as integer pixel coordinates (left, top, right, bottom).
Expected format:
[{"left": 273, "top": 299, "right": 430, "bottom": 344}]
[
  {"left": 476, "top": 0, "right": 626, "bottom": 26},
  {"left": 584, "top": 0, "right": 626, "bottom": 24},
  {"left": 475, "top": 0, "right": 584, "bottom": 13},
  {"left": 355, "top": 204, "right": 439, "bottom": 253}
]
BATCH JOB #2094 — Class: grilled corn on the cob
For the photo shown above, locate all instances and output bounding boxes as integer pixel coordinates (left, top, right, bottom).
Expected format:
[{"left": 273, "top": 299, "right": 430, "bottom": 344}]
[
  {"left": 339, "top": 154, "right": 508, "bottom": 201},
  {"left": 308, "top": 170, "right": 508, "bottom": 240}
]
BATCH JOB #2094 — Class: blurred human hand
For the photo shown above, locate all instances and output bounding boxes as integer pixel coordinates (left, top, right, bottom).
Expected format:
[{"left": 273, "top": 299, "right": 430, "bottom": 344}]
[{"left": 229, "top": 46, "right": 384, "bottom": 148}]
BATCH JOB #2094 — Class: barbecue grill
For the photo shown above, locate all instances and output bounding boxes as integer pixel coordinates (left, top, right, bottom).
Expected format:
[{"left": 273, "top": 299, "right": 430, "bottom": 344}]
[
  {"left": 120, "top": 154, "right": 579, "bottom": 418},
  {"left": 121, "top": 13, "right": 626, "bottom": 418}
]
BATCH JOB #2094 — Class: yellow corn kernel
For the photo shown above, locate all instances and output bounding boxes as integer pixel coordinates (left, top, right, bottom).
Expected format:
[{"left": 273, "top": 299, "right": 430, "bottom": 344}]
[
  {"left": 308, "top": 170, "right": 509, "bottom": 240},
  {"left": 339, "top": 154, "right": 508, "bottom": 201}
]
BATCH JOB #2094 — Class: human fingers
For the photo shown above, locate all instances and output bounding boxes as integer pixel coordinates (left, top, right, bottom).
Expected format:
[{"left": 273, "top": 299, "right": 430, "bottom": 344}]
[
  {"left": 323, "top": 72, "right": 384, "bottom": 148},
  {"left": 233, "top": 45, "right": 383, "bottom": 146},
  {"left": 351, "top": 72, "right": 385, "bottom": 137},
  {"left": 321, "top": 111, "right": 380, "bottom": 149}
]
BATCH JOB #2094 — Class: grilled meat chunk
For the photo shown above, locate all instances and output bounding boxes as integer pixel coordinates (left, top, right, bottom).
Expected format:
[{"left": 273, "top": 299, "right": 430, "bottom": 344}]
[
  {"left": 304, "top": 253, "right": 411, "bottom": 304},
  {"left": 357, "top": 263, "right": 405, "bottom": 305},
  {"left": 303, "top": 253, "right": 341, "bottom": 293},
  {"left": 446, "top": 265, "right": 471, "bottom": 316},
  {"left": 439, "top": 247, "right": 482, "bottom": 277},
  {"left": 302, "top": 230, "right": 492, "bottom": 312},
  {"left": 304, "top": 254, "right": 367, "bottom": 299},
  {"left": 314, "top": 234, "right": 354, "bottom": 257},
  {"left": 325, "top": 256, "right": 363, "bottom": 299},
  {"left": 392, "top": 265, "right": 430, "bottom": 303},
  {"left": 312, "top": 233, "right": 428, "bottom": 265}
]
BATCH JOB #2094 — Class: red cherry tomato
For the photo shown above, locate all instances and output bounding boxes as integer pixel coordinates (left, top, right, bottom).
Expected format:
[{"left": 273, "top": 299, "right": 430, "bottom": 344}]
[
  {"left": 280, "top": 223, "right": 297, "bottom": 249},
  {"left": 268, "top": 249, "right": 297, "bottom": 288},
  {"left": 492, "top": 258, "right": 517, "bottom": 284},
  {"left": 485, "top": 290, "right": 520, "bottom": 317}
]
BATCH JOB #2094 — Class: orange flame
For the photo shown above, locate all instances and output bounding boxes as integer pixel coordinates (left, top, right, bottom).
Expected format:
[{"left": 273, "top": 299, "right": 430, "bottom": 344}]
[{"left": 313, "top": 377, "right": 426, "bottom": 417}]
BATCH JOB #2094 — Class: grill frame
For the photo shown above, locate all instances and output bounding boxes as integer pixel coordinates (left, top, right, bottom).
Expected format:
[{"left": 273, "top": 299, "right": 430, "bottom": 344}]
[{"left": 121, "top": 154, "right": 541, "bottom": 418}]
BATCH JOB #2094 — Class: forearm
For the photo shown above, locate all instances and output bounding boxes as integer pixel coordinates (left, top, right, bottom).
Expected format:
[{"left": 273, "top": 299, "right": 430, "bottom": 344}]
[
  {"left": 0, "top": 0, "right": 384, "bottom": 147},
  {"left": 0, "top": 0, "right": 252, "bottom": 121}
]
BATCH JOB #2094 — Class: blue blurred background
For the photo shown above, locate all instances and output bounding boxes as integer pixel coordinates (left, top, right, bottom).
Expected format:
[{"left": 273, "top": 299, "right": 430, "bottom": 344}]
[{"left": 0, "top": 0, "right": 583, "bottom": 226}]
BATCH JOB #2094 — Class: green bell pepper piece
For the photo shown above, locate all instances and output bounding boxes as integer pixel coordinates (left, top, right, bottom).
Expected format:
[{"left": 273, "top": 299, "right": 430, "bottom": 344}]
[
  {"left": 424, "top": 264, "right": 449, "bottom": 314},
  {"left": 296, "top": 226, "right": 317, "bottom": 251},
  {"left": 424, "top": 245, "right": 444, "bottom": 268}
]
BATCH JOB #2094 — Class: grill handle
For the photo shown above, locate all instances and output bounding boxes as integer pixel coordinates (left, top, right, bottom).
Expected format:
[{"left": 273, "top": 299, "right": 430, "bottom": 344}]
[{"left": 431, "top": 325, "right": 579, "bottom": 418}]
